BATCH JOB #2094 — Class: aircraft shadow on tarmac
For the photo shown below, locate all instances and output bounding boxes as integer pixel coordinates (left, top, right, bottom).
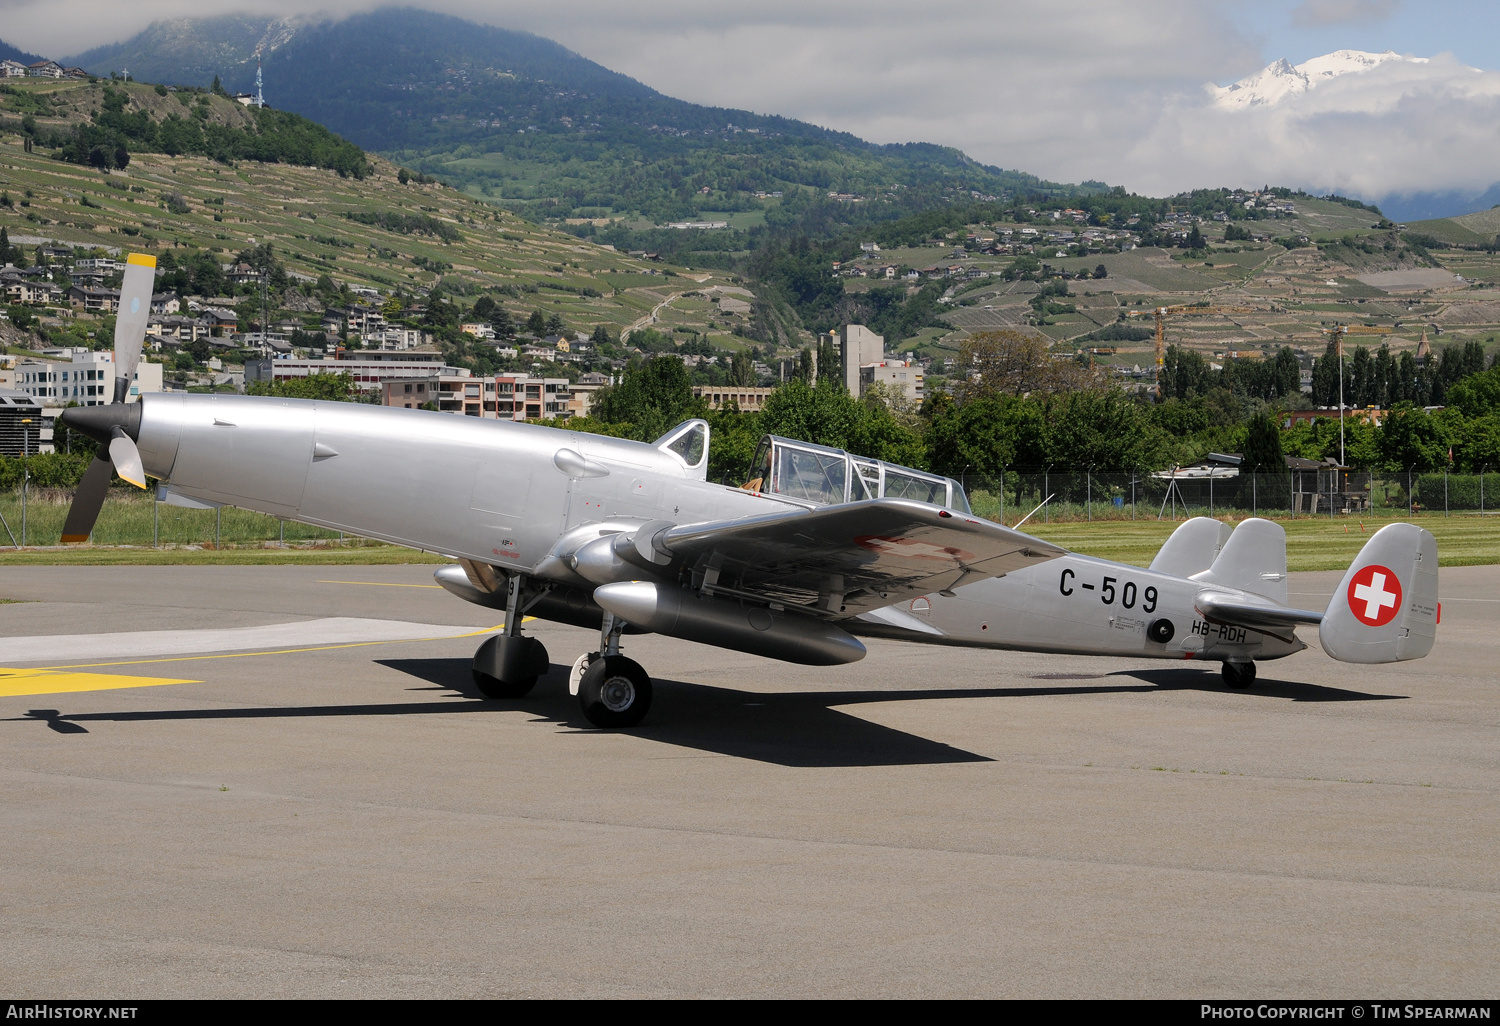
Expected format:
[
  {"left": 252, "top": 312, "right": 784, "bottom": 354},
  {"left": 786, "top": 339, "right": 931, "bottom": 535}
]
[
  {"left": 9, "top": 659, "right": 1402, "bottom": 766},
  {"left": 1108, "top": 667, "right": 1407, "bottom": 702}
]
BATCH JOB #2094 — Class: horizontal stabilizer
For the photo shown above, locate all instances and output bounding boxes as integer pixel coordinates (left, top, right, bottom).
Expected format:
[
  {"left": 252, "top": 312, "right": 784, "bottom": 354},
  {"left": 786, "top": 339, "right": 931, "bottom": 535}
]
[{"left": 1196, "top": 592, "right": 1321, "bottom": 642}]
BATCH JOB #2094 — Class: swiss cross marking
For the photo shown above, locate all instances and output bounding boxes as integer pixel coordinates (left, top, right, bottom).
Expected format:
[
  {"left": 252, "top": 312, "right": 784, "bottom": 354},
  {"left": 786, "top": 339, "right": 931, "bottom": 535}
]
[{"left": 1348, "top": 564, "right": 1402, "bottom": 627}]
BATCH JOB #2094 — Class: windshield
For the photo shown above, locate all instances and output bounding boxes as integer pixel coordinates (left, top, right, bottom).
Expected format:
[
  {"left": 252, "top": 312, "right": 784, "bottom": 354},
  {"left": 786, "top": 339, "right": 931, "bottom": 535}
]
[{"left": 746, "top": 435, "right": 969, "bottom": 512}]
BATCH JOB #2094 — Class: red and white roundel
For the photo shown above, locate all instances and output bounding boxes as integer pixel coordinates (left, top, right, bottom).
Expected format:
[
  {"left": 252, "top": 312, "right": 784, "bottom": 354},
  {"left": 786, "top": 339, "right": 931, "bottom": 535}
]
[{"left": 1347, "top": 564, "right": 1402, "bottom": 627}]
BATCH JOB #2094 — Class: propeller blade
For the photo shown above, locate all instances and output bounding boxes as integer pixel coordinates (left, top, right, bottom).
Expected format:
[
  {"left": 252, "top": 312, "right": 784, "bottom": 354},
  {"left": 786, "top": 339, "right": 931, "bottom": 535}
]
[
  {"left": 107, "top": 428, "right": 147, "bottom": 490},
  {"left": 59, "top": 451, "right": 115, "bottom": 544},
  {"left": 113, "top": 253, "right": 156, "bottom": 403}
]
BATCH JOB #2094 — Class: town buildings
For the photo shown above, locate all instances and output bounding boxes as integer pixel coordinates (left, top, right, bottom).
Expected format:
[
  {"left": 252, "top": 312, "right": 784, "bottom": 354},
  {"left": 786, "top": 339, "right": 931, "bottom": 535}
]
[{"left": 14, "top": 348, "right": 164, "bottom": 406}]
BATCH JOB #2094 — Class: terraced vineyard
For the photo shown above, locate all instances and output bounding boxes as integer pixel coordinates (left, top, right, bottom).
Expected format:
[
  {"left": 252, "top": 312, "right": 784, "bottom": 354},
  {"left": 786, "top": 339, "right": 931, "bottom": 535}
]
[{"left": 0, "top": 80, "right": 760, "bottom": 342}]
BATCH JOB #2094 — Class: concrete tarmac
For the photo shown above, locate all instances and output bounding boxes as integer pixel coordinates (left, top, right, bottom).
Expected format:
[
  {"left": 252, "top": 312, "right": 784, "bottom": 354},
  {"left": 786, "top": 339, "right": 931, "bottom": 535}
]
[{"left": 1, "top": 562, "right": 1496, "bottom": 998}]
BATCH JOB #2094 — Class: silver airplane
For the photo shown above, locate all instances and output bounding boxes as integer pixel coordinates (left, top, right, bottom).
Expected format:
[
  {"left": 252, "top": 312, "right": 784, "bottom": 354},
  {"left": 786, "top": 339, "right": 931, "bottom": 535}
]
[{"left": 57, "top": 256, "right": 1439, "bottom": 728}]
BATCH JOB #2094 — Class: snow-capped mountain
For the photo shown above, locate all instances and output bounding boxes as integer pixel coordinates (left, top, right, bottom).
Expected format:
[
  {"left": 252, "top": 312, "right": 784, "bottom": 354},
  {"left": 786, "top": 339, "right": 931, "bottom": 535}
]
[{"left": 1209, "top": 50, "right": 1431, "bottom": 110}]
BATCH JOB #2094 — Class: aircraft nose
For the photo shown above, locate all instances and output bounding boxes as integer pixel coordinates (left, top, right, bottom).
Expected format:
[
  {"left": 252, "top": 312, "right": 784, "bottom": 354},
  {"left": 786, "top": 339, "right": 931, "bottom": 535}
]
[{"left": 60, "top": 403, "right": 142, "bottom": 446}]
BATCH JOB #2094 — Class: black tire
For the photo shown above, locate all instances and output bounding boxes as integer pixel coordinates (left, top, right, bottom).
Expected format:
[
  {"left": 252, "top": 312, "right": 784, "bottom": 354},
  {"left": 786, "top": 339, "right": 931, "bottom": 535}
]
[
  {"left": 578, "top": 655, "right": 653, "bottom": 728},
  {"left": 1221, "top": 661, "right": 1256, "bottom": 690},
  {"left": 472, "top": 667, "right": 538, "bottom": 699}
]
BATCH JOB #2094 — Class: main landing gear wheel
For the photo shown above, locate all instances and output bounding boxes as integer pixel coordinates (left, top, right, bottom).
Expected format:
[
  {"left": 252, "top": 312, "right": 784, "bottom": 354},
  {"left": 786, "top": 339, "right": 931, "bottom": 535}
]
[
  {"left": 472, "top": 667, "right": 538, "bottom": 700},
  {"left": 1222, "top": 661, "right": 1257, "bottom": 690},
  {"left": 578, "top": 655, "right": 653, "bottom": 728}
]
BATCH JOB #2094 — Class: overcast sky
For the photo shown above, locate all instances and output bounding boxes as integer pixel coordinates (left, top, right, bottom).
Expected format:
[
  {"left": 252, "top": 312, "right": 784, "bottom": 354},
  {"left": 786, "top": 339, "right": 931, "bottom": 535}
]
[{"left": 4, "top": 0, "right": 1498, "bottom": 201}]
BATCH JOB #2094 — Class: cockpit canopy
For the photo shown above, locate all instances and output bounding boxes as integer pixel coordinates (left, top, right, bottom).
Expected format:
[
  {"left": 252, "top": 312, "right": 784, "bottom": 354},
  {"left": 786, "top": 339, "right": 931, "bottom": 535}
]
[{"left": 745, "top": 434, "right": 971, "bottom": 513}]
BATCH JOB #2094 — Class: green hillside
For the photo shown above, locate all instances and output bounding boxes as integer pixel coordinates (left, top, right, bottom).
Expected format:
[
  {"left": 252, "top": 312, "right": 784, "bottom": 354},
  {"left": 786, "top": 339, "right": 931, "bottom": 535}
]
[
  {"left": 69, "top": 8, "right": 1093, "bottom": 230},
  {"left": 0, "top": 79, "right": 763, "bottom": 348}
]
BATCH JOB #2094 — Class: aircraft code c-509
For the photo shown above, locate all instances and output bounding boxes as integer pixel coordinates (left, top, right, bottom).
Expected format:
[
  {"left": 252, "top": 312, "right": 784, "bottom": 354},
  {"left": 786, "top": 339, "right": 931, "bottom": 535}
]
[{"left": 1059, "top": 569, "right": 1157, "bottom": 613}]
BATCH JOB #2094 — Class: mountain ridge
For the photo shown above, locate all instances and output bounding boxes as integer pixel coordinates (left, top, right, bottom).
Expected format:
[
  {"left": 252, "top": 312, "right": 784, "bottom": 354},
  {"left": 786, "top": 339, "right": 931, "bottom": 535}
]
[
  {"left": 0, "top": 37, "right": 46, "bottom": 67},
  {"left": 1209, "top": 49, "right": 1433, "bottom": 110},
  {"left": 64, "top": 8, "right": 1084, "bottom": 224}
]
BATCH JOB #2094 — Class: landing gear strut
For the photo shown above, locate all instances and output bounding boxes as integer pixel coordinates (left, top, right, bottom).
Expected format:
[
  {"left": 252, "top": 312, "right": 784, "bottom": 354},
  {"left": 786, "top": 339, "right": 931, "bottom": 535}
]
[
  {"left": 572, "top": 611, "right": 653, "bottom": 728},
  {"left": 472, "top": 573, "right": 549, "bottom": 699},
  {"left": 1221, "top": 660, "right": 1257, "bottom": 690}
]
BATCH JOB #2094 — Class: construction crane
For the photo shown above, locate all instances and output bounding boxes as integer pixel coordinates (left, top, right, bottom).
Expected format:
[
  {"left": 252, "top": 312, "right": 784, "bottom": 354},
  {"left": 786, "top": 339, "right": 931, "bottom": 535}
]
[
  {"left": 1321, "top": 324, "right": 1394, "bottom": 467},
  {"left": 1128, "top": 304, "right": 1253, "bottom": 392}
]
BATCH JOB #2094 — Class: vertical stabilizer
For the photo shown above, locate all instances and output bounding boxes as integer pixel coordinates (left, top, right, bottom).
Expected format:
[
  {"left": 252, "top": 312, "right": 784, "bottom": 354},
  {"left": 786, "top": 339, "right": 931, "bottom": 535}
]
[
  {"left": 1320, "top": 523, "right": 1437, "bottom": 663},
  {"left": 1150, "top": 517, "right": 1233, "bottom": 578},
  {"left": 1189, "top": 518, "right": 1288, "bottom": 604}
]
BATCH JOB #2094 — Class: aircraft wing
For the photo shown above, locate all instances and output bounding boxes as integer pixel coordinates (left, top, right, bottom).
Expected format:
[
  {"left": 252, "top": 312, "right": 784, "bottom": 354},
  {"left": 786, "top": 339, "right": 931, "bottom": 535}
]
[
  {"left": 656, "top": 498, "right": 1065, "bottom": 617},
  {"left": 1196, "top": 591, "right": 1323, "bottom": 642}
]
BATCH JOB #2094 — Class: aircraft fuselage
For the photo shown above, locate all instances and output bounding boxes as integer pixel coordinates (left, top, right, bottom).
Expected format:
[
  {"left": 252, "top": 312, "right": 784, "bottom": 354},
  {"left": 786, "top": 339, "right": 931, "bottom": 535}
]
[{"left": 854, "top": 553, "right": 1305, "bottom": 663}]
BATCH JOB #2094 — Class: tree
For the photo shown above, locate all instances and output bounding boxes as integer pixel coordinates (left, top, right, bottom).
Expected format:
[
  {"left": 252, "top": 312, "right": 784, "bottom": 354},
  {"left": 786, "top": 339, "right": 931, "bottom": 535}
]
[
  {"left": 544, "top": 312, "right": 566, "bottom": 337},
  {"left": 471, "top": 295, "right": 497, "bottom": 322},
  {"left": 211, "top": 75, "right": 227, "bottom": 97},
  {"left": 526, "top": 309, "right": 547, "bottom": 336},
  {"left": 1379, "top": 404, "right": 1450, "bottom": 472},
  {"left": 1241, "top": 412, "right": 1290, "bottom": 507},
  {"left": 247, "top": 371, "right": 362, "bottom": 401},
  {"left": 1093, "top": 263, "right": 1107, "bottom": 280},
  {"left": 952, "top": 329, "right": 1099, "bottom": 402},
  {"left": 729, "top": 351, "right": 755, "bottom": 386},
  {"left": 591, "top": 355, "right": 700, "bottom": 440},
  {"left": 590, "top": 324, "right": 614, "bottom": 347}
]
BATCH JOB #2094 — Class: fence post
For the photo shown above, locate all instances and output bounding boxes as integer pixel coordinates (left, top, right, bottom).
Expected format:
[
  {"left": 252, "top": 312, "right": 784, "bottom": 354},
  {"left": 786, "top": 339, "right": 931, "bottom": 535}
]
[
  {"left": 1044, "top": 467, "right": 1049, "bottom": 524},
  {"left": 1087, "top": 467, "right": 1092, "bottom": 522},
  {"left": 216, "top": 506, "right": 222, "bottom": 548},
  {"left": 1483, "top": 466, "right": 1487, "bottom": 516},
  {"left": 999, "top": 465, "right": 1005, "bottom": 524},
  {"left": 1252, "top": 470, "right": 1257, "bottom": 516},
  {"left": 1407, "top": 468, "right": 1412, "bottom": 515},
  {"left": 153, "top": 494, "right": 158, "bottom": 548},
  {"left": 1131, "top": 473, "right": 1136, "bottom": 521},
  {"left": 1444, "top": 469, "right": 1448, "bottom": 517}
]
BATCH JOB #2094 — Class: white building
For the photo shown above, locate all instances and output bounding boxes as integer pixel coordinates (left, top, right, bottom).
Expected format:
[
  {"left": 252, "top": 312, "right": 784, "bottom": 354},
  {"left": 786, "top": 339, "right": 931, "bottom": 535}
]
[
  {"left": 860, "top": 359, "right": 924, "bottom": 402},
  {"left": 244, "top": 350, "right": 467, "bottom": 392},
  {"left": 15, "top": 348, "right": 164, "bottom": 406},
  {"left": 816, "top": 324, "right": 886, "bottom": 395},
  {"left": 382, "top": 372, "right": 574, "bottom": 420}
]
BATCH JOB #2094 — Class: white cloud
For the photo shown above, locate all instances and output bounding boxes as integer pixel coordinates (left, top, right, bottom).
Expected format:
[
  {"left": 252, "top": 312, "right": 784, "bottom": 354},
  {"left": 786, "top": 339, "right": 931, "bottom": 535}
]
[{"left": 1, "top": 1, "right": 1494, "bottom": 201}]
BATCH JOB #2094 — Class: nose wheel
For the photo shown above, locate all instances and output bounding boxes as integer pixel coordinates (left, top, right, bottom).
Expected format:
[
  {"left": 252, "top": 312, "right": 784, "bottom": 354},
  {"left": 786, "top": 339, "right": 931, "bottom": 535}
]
[{"left": 1221, "top": 661, "right": 1257, "bottom": 689}]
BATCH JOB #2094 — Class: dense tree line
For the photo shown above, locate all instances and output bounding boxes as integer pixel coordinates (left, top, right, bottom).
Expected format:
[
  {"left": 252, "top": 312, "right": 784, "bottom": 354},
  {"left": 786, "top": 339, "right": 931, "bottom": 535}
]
[
  {"left": 571, "top": 332, "right": 1500, "bottom": 487},
  {"left": 22, "top": 86, "right": 370, "bottom": 178}
]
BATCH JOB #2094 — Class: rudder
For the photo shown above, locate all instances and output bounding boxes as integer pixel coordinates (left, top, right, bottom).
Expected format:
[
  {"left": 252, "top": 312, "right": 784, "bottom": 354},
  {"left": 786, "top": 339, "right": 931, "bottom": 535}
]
[
  {"left": 1320, "top": 523, "right": 1438, "bottom": 663},
  {"left": 1190, "top": 518, "right": 1288, "bottom": 604},
  {"left": 1150, "top": 517, "right": 1233, "bottom": 578}
]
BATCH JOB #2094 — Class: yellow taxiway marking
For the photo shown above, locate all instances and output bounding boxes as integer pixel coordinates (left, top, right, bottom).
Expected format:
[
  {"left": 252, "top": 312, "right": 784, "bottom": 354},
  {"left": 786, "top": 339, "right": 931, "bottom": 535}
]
[
  {"left": 2, "top": 625, "right": 510, "bottom": 696},
  {"left": 0, "top": 667, "right": 199, "bottom": 699},
  {"left": 317, "top": 580, "right": 444, "bottom": 589}
]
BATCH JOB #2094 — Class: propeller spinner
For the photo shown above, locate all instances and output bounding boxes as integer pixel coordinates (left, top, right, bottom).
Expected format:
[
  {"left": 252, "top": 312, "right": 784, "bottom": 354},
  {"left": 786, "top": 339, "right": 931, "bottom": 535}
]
[{"left": 57, "top": 252, "right": 156, "bottom": 544}]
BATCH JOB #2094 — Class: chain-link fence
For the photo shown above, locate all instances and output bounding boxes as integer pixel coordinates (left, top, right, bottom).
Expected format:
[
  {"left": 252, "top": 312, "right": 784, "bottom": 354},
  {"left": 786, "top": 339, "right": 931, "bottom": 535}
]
[
  {"left": 0, "top": 488, "right": 347, "bottom": 548},
  {"left": 951, "top": 468, "right": 1495, "bottom": 526}
]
